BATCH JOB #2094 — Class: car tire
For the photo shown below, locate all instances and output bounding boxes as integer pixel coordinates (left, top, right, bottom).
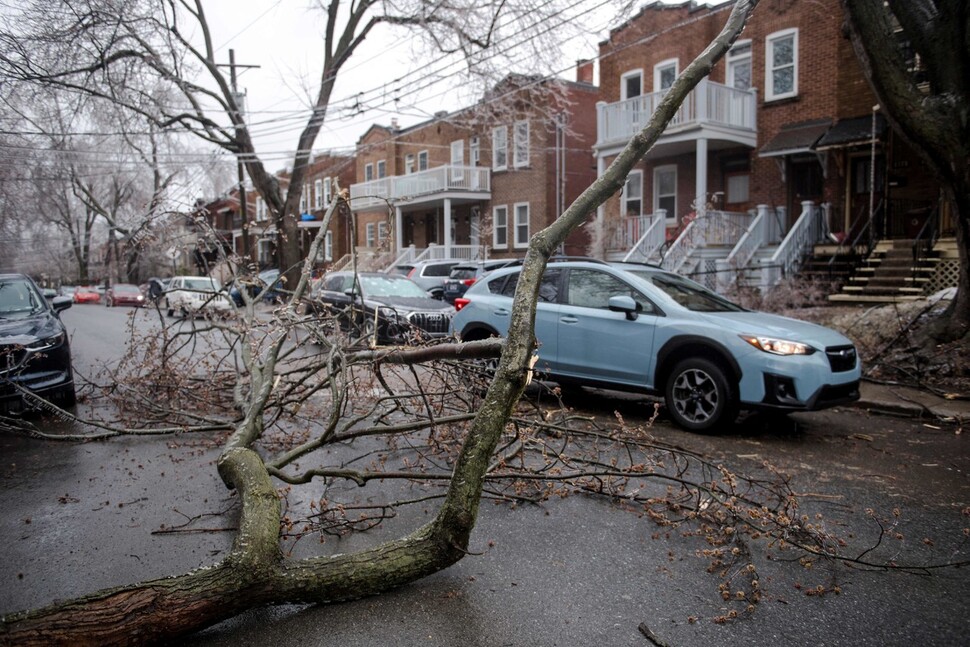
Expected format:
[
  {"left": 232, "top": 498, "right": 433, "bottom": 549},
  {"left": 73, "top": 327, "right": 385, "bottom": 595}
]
[
  {"left": 165, "top": 299, "right": 174, "bottom": 317},
  {"left": 664, "top": 357, "right": 737, "bottom": 432}
]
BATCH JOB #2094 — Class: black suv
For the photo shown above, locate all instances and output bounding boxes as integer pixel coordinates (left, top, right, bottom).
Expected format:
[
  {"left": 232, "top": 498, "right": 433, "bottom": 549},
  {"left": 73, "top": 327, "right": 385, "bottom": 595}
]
[{"left": 0, "top": 274, "right": 76, "bottom": 412}]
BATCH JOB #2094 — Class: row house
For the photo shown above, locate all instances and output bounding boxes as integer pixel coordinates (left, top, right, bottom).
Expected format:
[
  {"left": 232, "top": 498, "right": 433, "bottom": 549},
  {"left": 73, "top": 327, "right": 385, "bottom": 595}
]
[
  {"left": 348, "top": 71, "right": 599, "bottom": 267},
  {"left": 594, "top": 0, "right": 947, "bottom": 292},
  {"left": 192, "top": 152, "right": 355, "bottom": 272}
]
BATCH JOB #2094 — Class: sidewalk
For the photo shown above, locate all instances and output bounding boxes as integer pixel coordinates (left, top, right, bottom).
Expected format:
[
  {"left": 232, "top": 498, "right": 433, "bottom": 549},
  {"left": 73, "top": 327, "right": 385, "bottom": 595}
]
[{"left": 856, "top": 380, "right": 970, "bottom": 422}]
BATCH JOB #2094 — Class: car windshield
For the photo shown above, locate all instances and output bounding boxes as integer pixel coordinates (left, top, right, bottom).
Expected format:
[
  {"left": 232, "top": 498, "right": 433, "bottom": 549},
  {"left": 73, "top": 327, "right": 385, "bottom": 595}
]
[
  {"left": 183, "top": 278, "right": 221, "bottom": 291},
  {"left": 449, "top": 267, "right": 478, "bottom": 280},
  {"left": 357, "top": 275, "right": 429, "bottom": 299},
  {"left": 114, "top": 284, "right": 141, "bottom": 294},
  {"left": 0, "top": 279, "right": 44, "bottom": 317},
  {"left": 625, "top": 270, "right": 744, "bottom": 312}
]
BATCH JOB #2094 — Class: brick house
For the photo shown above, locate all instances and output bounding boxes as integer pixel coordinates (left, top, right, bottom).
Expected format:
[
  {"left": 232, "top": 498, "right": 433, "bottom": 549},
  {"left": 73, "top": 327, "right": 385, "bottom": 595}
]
[
  {"left": 348, "top": 70, "right": 599, "bottom": 266},
  {"left": 594, "top": 0, "right": 947, "bottom": 291}
]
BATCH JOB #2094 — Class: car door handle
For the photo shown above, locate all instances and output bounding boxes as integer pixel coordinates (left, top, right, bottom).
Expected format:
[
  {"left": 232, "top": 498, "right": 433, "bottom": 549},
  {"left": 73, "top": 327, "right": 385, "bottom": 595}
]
[
  {"left": 494, "top": 308, "right": 510, "bottom": 317},
  {"left": 560, "top": 316, "right": 578, "bottom": 324}
]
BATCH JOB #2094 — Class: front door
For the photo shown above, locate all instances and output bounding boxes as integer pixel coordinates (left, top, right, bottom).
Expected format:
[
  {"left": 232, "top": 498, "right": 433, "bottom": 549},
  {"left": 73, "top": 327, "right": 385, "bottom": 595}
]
[
  {"left": 848, "top": 154, "right": 885, "bottom": 238},
  {"left": 789, "top": 157, "right": 824, "bottom": 228}
]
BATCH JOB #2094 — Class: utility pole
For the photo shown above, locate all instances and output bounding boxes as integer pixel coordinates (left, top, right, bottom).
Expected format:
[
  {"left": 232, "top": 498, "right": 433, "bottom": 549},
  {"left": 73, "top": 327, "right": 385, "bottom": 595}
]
[{"left": 219, "top": 50, "right": 260, "bottom": 263}]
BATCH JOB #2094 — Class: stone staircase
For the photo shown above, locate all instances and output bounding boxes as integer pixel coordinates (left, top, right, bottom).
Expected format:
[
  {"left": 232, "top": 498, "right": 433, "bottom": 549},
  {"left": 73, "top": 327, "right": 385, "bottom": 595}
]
[
  {"left": 798, "top": 242, "right": 862, "bottom": 293},
  {"left": 828, "top": 239, "right": 941, "bottom": 304}
]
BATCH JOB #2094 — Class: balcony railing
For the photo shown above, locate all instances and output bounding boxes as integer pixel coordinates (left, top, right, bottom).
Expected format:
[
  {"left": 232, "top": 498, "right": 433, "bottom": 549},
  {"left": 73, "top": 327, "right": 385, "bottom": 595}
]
[
  {"left": 596, "top": 80, "right": 757, "bottom": 149},
  {"left": 350, "top": 165, "right": 491, "bottom": 211}
]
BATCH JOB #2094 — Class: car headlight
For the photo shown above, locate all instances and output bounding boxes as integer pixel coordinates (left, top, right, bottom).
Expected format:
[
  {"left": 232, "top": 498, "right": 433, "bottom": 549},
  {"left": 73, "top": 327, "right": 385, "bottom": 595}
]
[
  {"left": 740, "top": 335, "right": 815, "bottom": 356},
  {"left": 377, "top": 306, "right": 401, "bottom": 321},
  {"left": 27, "top": 331, "right": 65, "bottom": 352}
]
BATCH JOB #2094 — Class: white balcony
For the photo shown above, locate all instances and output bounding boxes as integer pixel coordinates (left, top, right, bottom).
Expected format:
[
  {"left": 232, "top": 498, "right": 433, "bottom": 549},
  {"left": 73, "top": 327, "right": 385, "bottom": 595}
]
[
  {"left": 350, "top": 165, "right": 491, "bottom": 211},
  {"left": 596, "top": 79, "right": 757, "bottom": 153}
]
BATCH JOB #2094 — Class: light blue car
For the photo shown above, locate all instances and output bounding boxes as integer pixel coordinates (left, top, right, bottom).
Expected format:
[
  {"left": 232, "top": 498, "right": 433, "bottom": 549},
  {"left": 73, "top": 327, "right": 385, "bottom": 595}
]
[{"left": 449, "top": 259, "right": 861, "bottom": 431}]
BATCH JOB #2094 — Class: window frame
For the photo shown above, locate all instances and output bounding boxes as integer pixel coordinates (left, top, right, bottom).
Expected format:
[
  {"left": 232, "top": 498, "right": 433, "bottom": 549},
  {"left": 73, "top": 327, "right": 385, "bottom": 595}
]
[
  {"left": 365, "top": 222, "right": 376, "bottom": 248},
  {"left": 727, "top": 39, "right": 753, "bottom": 90},
  {"left": 653, "top": 165, "right": 678, "bottom": 224},
  {"left": 364, "top": 162, "right": 374, "bottom": 182},
  {"left": 314, "top": 179, "right": 324, "bottom": 209},
  {"left": 405, "top": 154, "right": 415, "bottom": 175},
  {"left": 323, "top": 177, "right": 332, "bottom": 205},
  {"left": 324, "top": 230, "right": 333, "bottom": 261},
  {"left": 492, "top": 126, "right": 508, "bottom": 171},
  {"left": 620, "top": 69, "right": 643, "bottom": 100},
  {"left": 492, "top": 205, "right": 508, "bottom": 249},
  {"left": 765, "top": 28, "right": 799, "bottom": 101},
  {"left": 513, "top": 201, "right": 530, "bottom": 249},
  {"left": 513, "top": 120, "right": 529, "bottom": 168},
  {"left": 622, "top": 170, "right": 643, "bottom": 217},
  {"left": 417, "top": 150, "right": 429, "bottom": 172},
  {"left": 653, "top": 58, "right": 678, "bottom": 92},
  {"left": 376, "top": 159, "right": 386, "bottom": 179}
]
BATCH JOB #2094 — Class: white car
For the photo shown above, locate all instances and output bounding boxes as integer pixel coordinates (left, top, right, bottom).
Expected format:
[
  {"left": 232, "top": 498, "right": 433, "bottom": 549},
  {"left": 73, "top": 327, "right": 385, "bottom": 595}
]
[{"left": 163, "top": 276, "right": 233, "bottom": 317}]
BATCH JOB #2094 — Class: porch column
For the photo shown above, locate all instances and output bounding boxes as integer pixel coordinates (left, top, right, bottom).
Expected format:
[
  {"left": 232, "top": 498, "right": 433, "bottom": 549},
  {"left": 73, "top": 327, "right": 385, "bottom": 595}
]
[
  {"left": 695, "top": 137, "right": 708, "bottom": 216},
  {"left": 395, "top": 206, "right": 403, "bottom": 253},
  {"left": 443, "top": 198, "right": 453, "bottom": 256}
]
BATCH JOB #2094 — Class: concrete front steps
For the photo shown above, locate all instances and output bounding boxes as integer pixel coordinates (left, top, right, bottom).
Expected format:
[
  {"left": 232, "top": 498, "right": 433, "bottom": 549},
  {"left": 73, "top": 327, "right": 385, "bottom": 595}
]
[{"left": 828, "top": 239, "right": 941, "bottom": 304}]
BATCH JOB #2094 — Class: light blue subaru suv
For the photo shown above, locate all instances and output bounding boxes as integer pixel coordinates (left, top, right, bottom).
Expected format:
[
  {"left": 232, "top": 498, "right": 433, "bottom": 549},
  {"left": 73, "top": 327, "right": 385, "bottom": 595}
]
[{"left": 449, "top": 259, "right": 861, "bottom": 431}]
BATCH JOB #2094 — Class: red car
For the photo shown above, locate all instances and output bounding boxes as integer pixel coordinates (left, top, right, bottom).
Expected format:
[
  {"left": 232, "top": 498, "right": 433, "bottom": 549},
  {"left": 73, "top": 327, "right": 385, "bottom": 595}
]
[
  {"left": 105, "top": 283, "right": 146, "bottom": 307},
  {"left": 73, "top": 286, "right": 101, "bottom": 304}
]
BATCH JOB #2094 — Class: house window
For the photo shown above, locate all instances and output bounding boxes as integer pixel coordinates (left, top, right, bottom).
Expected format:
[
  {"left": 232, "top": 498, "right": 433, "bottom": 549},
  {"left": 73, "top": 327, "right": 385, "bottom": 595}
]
[
  {"left": 513, "top": 202, "right": 530, "bottom": 249},
  {"left": 255, "top": 196, "right": 267, "bottom": 222},
  {"left": 623, "top": 170, "right": 643, "bottom": 216},
  {"left": 365, "top": 222, "right": 376, "bottom": 247},
  {"left": 621, "top": 70, "right": 643, "bottom": 100},
  {"left": 405, "top": 154, "right": 415, "bottom": 174},
  {"left": 470, "top": 137, "right": 480, "bottom": 165},
  {"left": 299, "top": 184, "right": 308, "bottom": 213},
  {"left": 492, "top": 126, "right": 508, "bottom": 171},
  {"left": 257, "top": 238, "right": 272, "bottom": 263},
  {"left": 324, "top": 230, "right": 333, "bottom": 261},
  {"left": 654, "top": 165, "right": 677, "bottom": 221},
  {"left": 493, "top": 205, "right": 508, "bottom": 248},
  {"left": 654, "top": 59, "right": 678, "bottom": 92},
  {"left": 418, "top": 150, "right": 429, "bottom": 171},
  {"left": 766, "top": 28, "right": 798, "bottom": 101},
  {"left": 726, "top": 174, "right": 750, "bottom": 204},
  {"left": 451, "top": 140, "right": 464, "bottom": 182},
  {"left": 727, "top": 40, "right": 752, "bottom": 90},
  {"left": 513, "top": 120, "right": 529, "bottom": 168},
  {"left": 323, "top": 177, "right": 332, "bottom": 205},
  {"left": 377, "top": 160, "right": 386, "bottom": 179},
  {"left": 365, "top": 163, "right": 374, "bottom": 182},
  {"left": 377, "top": 221, "right": 388, "bottom": 244},
  {"left": 314, "top": 179, "right": 323, "bottom": 209}
]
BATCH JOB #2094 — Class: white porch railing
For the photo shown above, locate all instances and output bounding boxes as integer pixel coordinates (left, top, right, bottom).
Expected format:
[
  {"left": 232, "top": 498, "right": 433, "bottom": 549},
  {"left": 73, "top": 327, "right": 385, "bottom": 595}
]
[
  {"left": 715, "top": 206, "right": 769, "bottom": 292},
  {"left": 385, "top": 244, "right": 488, "bottom": 271},
  {"left": 761, "top": 202, "right": 827, "bottom": 289},
  {"left": 350, "top": 165, "right": 490, "bottom": 211},
  {"left": 660, "top": 210, "right": 753, "bottom": 273},
  {"left": 622, "top": 211, "right": 667, "bottom": 263},
  {"left": 597, "top": 80, "right": 757, "bottom": 148}
]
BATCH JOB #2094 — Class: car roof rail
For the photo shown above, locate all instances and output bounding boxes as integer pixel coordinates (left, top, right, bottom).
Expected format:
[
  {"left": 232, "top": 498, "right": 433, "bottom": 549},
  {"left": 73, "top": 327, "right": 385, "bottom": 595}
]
[
  {"left": 484, "top": 255, "right": 607, "bottom": 269},
  {"left": 611, "top": 259, "right": 665, "bottom": 269}
]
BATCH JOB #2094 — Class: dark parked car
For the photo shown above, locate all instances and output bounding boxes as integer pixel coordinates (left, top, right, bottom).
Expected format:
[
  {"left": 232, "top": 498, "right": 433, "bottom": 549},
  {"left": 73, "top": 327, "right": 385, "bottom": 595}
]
[
  {"left": 308, "top": 271, "right": 455, "bottom": 345},
  {"left": 229, "top": 268, "right": 284, "bottom": 306},
  {"left": 442, "top": 259, "right": 518, "bottom": 304},
  {"left": 392, "top": 259, "right": 461, "bottom": 298},
  {"left": 105, "top": 283, "right": 146, "bottom": 307},
  {"left": 0, "top": 273, "right": 76, "bottom": 413}
]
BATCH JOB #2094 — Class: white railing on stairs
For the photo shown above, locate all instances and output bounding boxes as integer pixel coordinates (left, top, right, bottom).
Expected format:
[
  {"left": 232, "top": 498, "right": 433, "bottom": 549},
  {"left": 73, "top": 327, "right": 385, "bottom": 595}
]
[
  {"left": 714, "top": 205, "right": 769, "bottom": 292},
  {"left": 660, "top": 210, "right": 752, "bottom": 273},
  {"left": 761, "top": 201, "right": 826, "bottom": 289},
  {"left": 622, "top": 211, "right": 667, "bottom": 263}
]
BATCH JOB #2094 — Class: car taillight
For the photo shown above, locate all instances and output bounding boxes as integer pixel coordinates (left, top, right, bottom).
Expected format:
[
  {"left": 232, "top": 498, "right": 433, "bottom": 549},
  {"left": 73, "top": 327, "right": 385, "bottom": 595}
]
[
  {"left": 454, "top": 297, "right": 470, "bottom": 312},
  {"left": 462, "top": 278, "right": 476, "bottom": 286},
  {"left": 407, "top": 268, "right": 417, "bottom": 279}
]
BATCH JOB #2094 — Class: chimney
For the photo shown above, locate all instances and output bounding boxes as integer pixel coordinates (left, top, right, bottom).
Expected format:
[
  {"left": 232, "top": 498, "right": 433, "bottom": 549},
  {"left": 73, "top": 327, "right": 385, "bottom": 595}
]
[
  {"left": 576, "top": 59, "right": 594, "bottom": 85},
  {"left": 390, "top": 117, "right": 399, "bottom": 130}
]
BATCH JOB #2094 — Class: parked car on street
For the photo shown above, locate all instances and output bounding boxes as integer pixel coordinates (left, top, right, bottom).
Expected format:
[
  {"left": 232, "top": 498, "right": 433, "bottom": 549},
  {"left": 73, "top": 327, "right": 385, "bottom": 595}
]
[
  {"left": 391, "top": 259, "right": 462, "bottom": 298},
  {"left": 143, "top": 277, "right": 168, "bottom": 303},
  {"left": 105, "top": 283, "right": 146, "bottom": 308},
  {"left": 73, "top": 286, "right": 101, "bottom": 304},
  {"left": 450, "top": 259, "right": 861, "bottom": 431},
  {"left": 308, "top": 271, "right": 455, "bottom": 345},
  {"left": 0, "top": 273, "right": 76, "bottom": 412},
  {"left": 163, "top": 276, "right": 233, "bottom": 318},
  {"left": 228, "top": 268, "right": 284, "bottom": 306},
  {"left": 442, "top": 259, "right": 518, "bottom": 304}
]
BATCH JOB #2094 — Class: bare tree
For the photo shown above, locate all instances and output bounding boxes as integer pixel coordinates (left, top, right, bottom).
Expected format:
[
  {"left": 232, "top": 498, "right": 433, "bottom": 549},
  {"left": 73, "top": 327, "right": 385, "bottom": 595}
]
[
  {"left": 0, "top": 3, "right": 770, "bottom": 643},
  {"left": 842, "top": 0, "right": 970, "bottom": 341}
]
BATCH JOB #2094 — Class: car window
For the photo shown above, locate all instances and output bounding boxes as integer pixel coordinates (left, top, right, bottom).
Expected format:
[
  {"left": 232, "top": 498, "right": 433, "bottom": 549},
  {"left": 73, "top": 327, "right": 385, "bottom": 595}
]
[
  {"left": 566, "top": 269, "right": 654, "bottom": 313},
  {"left": 423, "top": 263, "right": 457, "bottom": 277},
  {"left": 359, "top": 275, "right": 429, "bottom": 298},
  {"left": 323, "top": 275, "right": 349, "bottom": 292},
  {"left": 183, "top": 278, "right": 220, "bottom": 291},
  {"left": 0, "top": 278, "right": 43, "bottom": 315},
  {"left": 449, "top": 267, "right": 478, "bottom": 280},
  {"left": 494, "top": 269, "right": 561, "bottom": 302},
  {"left": 648, "top": 274, "right": 744, "bottom": 312}
]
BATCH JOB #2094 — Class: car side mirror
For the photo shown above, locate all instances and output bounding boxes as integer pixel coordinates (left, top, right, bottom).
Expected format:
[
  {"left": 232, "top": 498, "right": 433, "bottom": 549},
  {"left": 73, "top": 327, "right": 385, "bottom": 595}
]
[
  {"left": 608, "top": 295, "right": 639, "bottom": 321},
  {"left": 51, "top": 296, "right": 73, "bottom": 313}
]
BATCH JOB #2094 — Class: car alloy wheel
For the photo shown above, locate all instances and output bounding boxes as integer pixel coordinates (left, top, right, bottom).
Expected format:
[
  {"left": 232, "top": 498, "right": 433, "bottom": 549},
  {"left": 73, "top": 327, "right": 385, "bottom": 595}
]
[{"left": 665, "top": 357, "right": 736, "bottom": 432}]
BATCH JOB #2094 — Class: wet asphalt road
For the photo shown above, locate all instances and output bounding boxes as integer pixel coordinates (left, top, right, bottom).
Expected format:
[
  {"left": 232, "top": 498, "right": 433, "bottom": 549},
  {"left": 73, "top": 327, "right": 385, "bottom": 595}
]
[{"left": 1, "top": 305, "right": 968, "bottom": 646}]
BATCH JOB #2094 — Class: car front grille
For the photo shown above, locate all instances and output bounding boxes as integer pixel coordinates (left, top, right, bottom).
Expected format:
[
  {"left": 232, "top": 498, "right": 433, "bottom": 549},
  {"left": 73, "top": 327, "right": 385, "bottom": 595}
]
[
  {"left": 1, "top": 346, "right": 28, "bottom": 375},
  {"left": 406, "top": 311, "right": 452, "bottom": 334},
  {"left": 825, "top": 345, "right": 858, "bottom": 372}
]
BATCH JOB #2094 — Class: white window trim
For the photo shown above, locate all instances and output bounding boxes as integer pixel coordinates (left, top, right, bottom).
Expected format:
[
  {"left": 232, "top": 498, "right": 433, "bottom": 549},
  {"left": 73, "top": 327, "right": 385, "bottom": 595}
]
[
  {"left": 418, "top": 150, "right": 429, "bottom": 172},
  {"left": 324, "top": 230, "right": 333, "bottom": 261},
  {"left": 492, "top": 205, "right": 508, "bottom": 249},
  {"left": 620, "top": 69, "right": 643, "bottom": 100},
  {"left": 513, "top": 120, "right": 529, "bottom": 168},
  {"left": 653, "top": 58, "right": 678, "bottom": 92},
  {"left": 365, "top": 222, "right": 376, "bottom": 247},
  {"left": 765, "top": 28, "right": 799, "bottom": 101},
  {"left": 622, "top": 170, "right": 643, "bottom": 216},
  {"left": 513, "top": 202, "right": 530, "bottom": 249},
  {"left": 314, "top": 179, "right": 323, "bottom": 209},
  {"left": 727, "top": 39, "right": 752, "bottom": 90},
  {"left": 653, "top": 165, "right": 678, "bottom": 224},
  {"left": 377, "top": 221, "right": 388, "bottom": 243},
  {"left": 255, "top": 196, "right": 267, "bottom": 222},
  {"left": 470, "top": 136, "right": 480, "bottom": 166},
  {"left": 365, "top": 162, "right": 374, "bottom": 182},
  {"left": 323, "top": 177, "right": 332, "bottom": 205},
  {"left": 377, "top": 159, "right": 386, "bottom": 179},
  {"left": 492, "top": 126, "right": 508, "bottom": 171},
  {"left": 405, "top": 154, "right": 415, "bottom": 175}
]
